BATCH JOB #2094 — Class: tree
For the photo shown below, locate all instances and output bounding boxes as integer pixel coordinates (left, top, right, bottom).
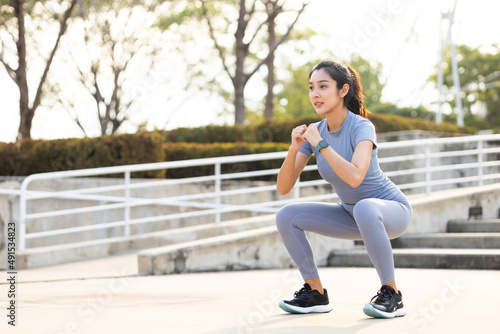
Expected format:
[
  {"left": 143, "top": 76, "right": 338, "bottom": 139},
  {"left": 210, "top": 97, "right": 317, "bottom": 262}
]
[
  {"left": 274, "top": 55, "right": 386, "bottom": 118},
  {"left": 200, "top": 0, "right": 309, "bottom": 124},
  {"left": 62, "top": 1, "right": 164, "bottom": 136},
  {"left": 350, "top": 54, "right": 385, "bottom": 110},
  {"left": 262, "top": 0, "right": 283, "bottom": 120},
  {"left": 0, "top": 0, "right": 78, "bottom": 140},
  {"left": 430, "top": 44, "right": 500, "bottom": 127}
]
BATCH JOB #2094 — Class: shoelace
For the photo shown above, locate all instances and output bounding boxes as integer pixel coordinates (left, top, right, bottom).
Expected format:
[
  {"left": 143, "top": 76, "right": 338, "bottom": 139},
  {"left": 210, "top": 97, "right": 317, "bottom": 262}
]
[
  {"left": 293, "top": 286, "right": 311, "bottom": 299},
  {"left": 370, "top": 287, "right": 393, "bottom": 303}
]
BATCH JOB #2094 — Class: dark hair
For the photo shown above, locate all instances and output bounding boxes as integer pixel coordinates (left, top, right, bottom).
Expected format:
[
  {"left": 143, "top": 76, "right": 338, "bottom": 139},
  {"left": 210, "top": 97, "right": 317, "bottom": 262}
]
[{"left": 308, "top": 60, "right": 368, "bottom": 118}]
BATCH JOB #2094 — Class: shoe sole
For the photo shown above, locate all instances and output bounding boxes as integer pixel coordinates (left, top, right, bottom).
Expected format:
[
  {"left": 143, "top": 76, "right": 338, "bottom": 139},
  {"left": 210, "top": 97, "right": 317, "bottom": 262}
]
[
  {"left": 363, "top": 304, "right": 406, "bottom": 319},
  {"left": 279, "top": 300, "right": 333, "bottom": 314}
]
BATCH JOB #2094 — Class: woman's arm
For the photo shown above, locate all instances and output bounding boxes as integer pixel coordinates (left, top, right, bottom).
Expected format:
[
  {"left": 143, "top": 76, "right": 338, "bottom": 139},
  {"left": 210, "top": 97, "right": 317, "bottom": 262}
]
[
  {"left": 277, "top": 124, "right": 311, "bottom": 195},
  {"left": 277, "top": 148, "right": 310, "bottom": 195},
  {"left": 303, "top": 124, "right": 373, "bottom": 188}
]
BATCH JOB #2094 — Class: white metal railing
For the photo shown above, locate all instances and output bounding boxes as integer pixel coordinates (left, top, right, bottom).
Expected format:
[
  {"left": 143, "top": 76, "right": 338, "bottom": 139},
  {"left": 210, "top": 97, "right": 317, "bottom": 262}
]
[{"left": 13, "top": 133, "right": 500, "bottom": 251}]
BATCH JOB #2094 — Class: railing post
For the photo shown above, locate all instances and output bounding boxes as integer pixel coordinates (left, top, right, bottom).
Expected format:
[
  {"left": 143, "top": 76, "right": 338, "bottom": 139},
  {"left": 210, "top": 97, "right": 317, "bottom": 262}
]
[
  {"left": 294, "top": 175, "right": 301, "bottom": 199},
  {"left": 124, "top": 170, "right": 131, "bottom": 236},
  {"left": 215, "top": 162, "right": 221, "bottom": 224},
  {"left": 19, "top": 186, "right": 27, "bottom": 252},
  {"left": 425, "top": 145, "right": 432, "bottom": 194},
  {"left": 478, "top": 139, "right": 484, "bottom": 186}
]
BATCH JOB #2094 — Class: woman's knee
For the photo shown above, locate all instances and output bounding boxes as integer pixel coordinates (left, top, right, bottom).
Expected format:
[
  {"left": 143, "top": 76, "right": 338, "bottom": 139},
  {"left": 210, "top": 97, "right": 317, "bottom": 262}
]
[
  {"left": 276, "top": 204, "right": 296, "bottom": 232},
  {"left": 276, "top": 203, "right": 309, "bottom": 231},
  {"left": 353, "top": 199, "right": 381, "bottom": 224}
]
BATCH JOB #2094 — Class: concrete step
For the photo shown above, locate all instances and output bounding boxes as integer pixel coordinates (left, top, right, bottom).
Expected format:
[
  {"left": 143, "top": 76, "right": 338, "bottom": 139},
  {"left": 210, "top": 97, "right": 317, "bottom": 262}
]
[
  {"left": 327, "top": 247, "right": 500, "bottom": 270},
  {"left": 136, "top": 224, "right": 353, "bottom": 275},
  {"left": 137, "top": 225, "right": 293, "bottom": 275},
  {"left": 391, "top": 233, "right": 500, "bottom": 249},
  {"left": 447, "top": 219, "right": 500, "bottom": 233},
  {"left": 17, "top": 214, "right": 276, "bottom": 269}
]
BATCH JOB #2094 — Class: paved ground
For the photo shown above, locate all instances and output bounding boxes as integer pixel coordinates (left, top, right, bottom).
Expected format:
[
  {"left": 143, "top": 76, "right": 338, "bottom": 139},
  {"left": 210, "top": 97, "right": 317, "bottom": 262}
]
[{"left": 1, "top": 253, "right": 499, "bottom": 334}]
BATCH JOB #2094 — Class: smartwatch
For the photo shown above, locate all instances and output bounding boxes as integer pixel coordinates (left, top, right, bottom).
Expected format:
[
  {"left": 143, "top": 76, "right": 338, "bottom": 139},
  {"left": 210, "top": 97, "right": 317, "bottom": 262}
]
[{"left": 316, "top": 139, "right": 329, "bottom": 152}]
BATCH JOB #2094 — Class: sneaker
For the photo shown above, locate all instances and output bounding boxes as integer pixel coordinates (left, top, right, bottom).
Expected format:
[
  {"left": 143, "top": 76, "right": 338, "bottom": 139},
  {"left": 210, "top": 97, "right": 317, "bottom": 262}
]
[
  {"left": 278, "top": 283, "right": 333, "bottom": 314},
  {"left": 363, "top": 285, "right": 406, "bottom": 318}
]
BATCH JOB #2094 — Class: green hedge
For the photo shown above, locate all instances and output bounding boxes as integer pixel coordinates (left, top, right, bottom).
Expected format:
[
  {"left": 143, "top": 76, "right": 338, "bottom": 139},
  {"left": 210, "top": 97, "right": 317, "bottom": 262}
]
[
  {"left": 0, "top": 133, "right": 165, "bottom": 178},
  {"left": 159, "top": 113, "right": 475, "bottom": 143},
  {"left": 163, "top": 142, "right": 289, "bottom": 179},
  {"left": 369, "top": 113, "right": 475, "bottom": 134},
  {"left": 0, "top": 112, "right": 476, "bottom": 178}
]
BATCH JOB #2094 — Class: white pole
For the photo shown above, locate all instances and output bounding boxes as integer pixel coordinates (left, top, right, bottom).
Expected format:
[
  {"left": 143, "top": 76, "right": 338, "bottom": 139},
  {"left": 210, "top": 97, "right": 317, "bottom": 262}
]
[
  {"left": 436, "top": 12, "right": 445, "bottom": 124},
  {"left": 477, "top": 140, "right": 483, "bottom": 186},
  {"left": 124, "top": 171, "right": 131, "bottom": 236},
  {"left": 215, "top": 162, "right": 221, "bottom": 224},
  {"left": 449, "top": 26, "right": 464, "bottom": 127},
  {"left": 425, "top": 145, "right": 432, "bottom": 194},
  {"left": 446, "top": 2, "right": 464, "bottom": 127},
  {"left": 19, "top": 191, "right": 26, "bottom": 251}
]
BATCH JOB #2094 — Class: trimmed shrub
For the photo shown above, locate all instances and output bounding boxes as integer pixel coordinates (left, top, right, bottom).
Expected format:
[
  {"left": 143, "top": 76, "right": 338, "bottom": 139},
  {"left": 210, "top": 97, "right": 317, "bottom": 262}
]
[
  {"left": 163, "top": 124, "right": 251, "bottom": 143},
  {"left": 0, "top": 112, "right": 475, "bottom": 179},
  {"left": 163, "top": 142, "right": 290, "bottom": 179},
  {"left": 160, "top": 113, "right": 474, "bottom": 144},
  {"left": 0, "top": 133, "right": 165, "bottom": 178},
  {"left": 369, "top": 113, "right": 475, "bottom": 135}
]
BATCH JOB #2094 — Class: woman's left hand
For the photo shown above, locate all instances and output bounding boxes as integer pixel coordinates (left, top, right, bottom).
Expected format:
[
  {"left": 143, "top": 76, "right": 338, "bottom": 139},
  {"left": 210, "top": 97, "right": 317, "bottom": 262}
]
[{"left": 302, "top": 124, "right": 323, "bottom": 147}]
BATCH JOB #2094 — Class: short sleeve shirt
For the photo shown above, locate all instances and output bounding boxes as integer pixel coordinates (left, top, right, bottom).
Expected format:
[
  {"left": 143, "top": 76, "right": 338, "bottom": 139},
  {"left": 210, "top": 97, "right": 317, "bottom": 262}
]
[{"left": 299, "top": 111, "right": 408, "bottom": 213}]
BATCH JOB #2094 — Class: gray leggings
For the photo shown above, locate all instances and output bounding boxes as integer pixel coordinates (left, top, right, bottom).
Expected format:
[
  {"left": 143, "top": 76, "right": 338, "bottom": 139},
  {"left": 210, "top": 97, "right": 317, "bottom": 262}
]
[{"left": 276, "top": 199, "right": 412, "bottom": 284}]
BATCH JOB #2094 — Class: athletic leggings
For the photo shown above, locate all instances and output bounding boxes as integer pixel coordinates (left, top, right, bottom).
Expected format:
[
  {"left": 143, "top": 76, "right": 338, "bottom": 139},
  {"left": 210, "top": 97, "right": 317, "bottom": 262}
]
[{"left": 276, "top": 198, "right": 412, "bottom": 284}]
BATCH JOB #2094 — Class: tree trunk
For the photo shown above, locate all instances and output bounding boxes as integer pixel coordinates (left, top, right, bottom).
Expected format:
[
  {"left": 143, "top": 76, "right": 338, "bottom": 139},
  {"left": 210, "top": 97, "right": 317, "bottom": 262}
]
[
  {"left": 202, "top": 0, "right": 307, "bottom": 125},
  {"left": 14, "top": 0, "right": 78, "bottom": 140},
  {"left": 234, "top": 77, "right": 246, "bottom": 124},
  {"left": 13, "top": 0, "right": 32, "bottom": 141},
  {"left": 264, "top": 4, "right": 277, "bottom": 120},
  {"left": 233, "top": 0, "right": 250, "bottom": 124}
]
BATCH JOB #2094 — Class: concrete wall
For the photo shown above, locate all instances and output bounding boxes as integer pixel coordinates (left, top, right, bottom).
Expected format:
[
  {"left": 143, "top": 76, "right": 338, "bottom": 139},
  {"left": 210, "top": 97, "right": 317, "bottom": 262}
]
[{"left": 408, "top": 183, "right": 500, "bottom": 233}]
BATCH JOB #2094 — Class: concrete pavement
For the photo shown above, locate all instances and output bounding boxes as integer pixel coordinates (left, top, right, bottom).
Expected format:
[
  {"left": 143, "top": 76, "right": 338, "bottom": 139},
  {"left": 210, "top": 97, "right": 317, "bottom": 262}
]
[{"left": 1, "top": 253, "right": 500, "bottom": 334}]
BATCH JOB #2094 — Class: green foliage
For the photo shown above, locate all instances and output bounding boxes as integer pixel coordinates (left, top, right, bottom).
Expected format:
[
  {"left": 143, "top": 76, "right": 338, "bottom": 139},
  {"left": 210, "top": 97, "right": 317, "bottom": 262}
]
[
  {"left": 0, "top": 133, "right": 165, "bottom": 178},
  {"left": 0, "top": 111, "right": 474, "bottom": 179},
  {"left": 371, "top": 103, "right": 436, "bottom": 121},
  {"left": 274, "top": 59, "right": 317, "bottom": 119},
  {"left": 156, "top": 1, "right": 203, "bottom": 30},
  {"left": 350, "top": 55, "right": 385, "bottom": 110},
  {"left": 164, "top": 124, "right": 251, "bottom": 143},
  {"left": 161, "top": 113, "right": 473, "bottom": 144},
  {"left": 368, "top": 113, "right": 475, "bottom": 135},
  {"left": 429, "top": 44, "right": 500, "bottom": 127}
]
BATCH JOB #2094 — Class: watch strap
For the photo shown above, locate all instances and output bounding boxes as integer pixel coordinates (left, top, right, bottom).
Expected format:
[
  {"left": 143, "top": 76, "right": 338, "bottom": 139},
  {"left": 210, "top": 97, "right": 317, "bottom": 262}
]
[{"left": 316, "top": 139, "right": 329, "bottom": 152}]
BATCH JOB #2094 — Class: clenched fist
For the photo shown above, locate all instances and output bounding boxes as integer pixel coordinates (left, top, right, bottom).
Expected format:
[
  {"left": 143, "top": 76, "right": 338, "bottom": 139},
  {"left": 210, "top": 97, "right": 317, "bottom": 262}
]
[
  {"left": 290, "top": 124, "right": 307, "bottom": 150},
  {"left": 302, "top": 124, "right": 322, "bottom": 147}
]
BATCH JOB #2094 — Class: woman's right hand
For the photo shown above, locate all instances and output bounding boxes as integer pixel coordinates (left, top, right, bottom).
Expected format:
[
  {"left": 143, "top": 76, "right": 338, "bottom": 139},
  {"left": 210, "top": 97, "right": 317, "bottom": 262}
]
[{"left": 291, "top": 124, "right": 307, "bottom": 150}]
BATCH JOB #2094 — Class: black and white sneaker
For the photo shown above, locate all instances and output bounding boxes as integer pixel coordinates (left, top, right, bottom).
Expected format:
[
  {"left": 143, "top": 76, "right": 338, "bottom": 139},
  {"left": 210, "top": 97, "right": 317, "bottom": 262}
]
[
  {"left": 363, "top": 285, "right": 406, "bottom": 318},
  {"left": 278, "top": 283, "right": 333, "bottom": 314}
]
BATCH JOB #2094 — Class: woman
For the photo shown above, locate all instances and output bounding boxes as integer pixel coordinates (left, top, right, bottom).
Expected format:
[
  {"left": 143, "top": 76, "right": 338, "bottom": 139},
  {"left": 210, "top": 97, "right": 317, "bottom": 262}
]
[{"left": 275, "top": 60, "right": 412, "bottom": 319}]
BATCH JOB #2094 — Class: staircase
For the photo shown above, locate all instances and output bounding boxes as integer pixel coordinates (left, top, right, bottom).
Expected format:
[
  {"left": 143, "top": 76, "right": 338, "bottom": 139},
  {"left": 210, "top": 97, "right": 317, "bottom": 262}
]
[{"left": 327, "top": 219, "right": 500, "bottom": 270}]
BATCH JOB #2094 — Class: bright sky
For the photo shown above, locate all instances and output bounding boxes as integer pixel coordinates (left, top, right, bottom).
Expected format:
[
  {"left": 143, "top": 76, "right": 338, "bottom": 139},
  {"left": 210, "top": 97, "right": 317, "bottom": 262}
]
[{"left": 1, "top": 0, "right": 499, "bottom": 143}]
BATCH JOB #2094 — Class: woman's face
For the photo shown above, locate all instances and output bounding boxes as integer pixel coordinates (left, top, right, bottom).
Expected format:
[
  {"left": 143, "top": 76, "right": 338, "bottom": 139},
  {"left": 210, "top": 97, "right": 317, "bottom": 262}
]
[{"left": 309, "top": 68, "right": 345, "bottom": 116}]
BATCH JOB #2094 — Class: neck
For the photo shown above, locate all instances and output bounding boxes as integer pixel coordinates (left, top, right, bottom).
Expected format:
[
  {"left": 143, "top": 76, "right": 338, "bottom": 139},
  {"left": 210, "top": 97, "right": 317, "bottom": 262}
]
[{"left": 326, "top": 106, "right": 349, "bottom": 132}]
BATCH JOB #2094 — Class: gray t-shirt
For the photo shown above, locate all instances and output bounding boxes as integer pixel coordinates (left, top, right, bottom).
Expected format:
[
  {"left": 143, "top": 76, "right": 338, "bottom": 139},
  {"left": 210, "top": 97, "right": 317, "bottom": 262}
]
[{"left": 299, "top": 111, "right": 409, "bottom": 214}]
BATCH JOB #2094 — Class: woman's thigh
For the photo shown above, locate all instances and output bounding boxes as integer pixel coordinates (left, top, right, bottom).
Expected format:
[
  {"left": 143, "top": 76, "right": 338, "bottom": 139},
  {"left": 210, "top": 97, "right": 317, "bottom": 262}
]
[{"left": 276, "top": 202, "right": 362, "bottom": 240}]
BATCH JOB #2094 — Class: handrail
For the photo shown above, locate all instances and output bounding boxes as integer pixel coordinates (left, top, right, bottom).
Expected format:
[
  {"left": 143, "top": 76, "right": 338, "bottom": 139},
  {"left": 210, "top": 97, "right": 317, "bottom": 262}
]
[{"left": 14, "top": 133, "right": 500, "bottom": 251}]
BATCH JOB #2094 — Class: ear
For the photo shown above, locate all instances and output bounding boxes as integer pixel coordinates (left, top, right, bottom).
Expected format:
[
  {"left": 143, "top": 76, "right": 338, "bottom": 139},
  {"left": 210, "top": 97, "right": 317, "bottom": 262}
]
[{"left": 340, "top": 84, "right": 350, "bottom": 98}]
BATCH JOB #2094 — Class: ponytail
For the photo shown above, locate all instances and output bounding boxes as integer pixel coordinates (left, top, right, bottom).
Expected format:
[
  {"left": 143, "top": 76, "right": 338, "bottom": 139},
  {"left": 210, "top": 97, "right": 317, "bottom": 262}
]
[
  {"left": 309, "top": 60, "right": 369, "bottom": 118},
  {"left": 345, "top": 64, "right": 368, "bottom": 118}
]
